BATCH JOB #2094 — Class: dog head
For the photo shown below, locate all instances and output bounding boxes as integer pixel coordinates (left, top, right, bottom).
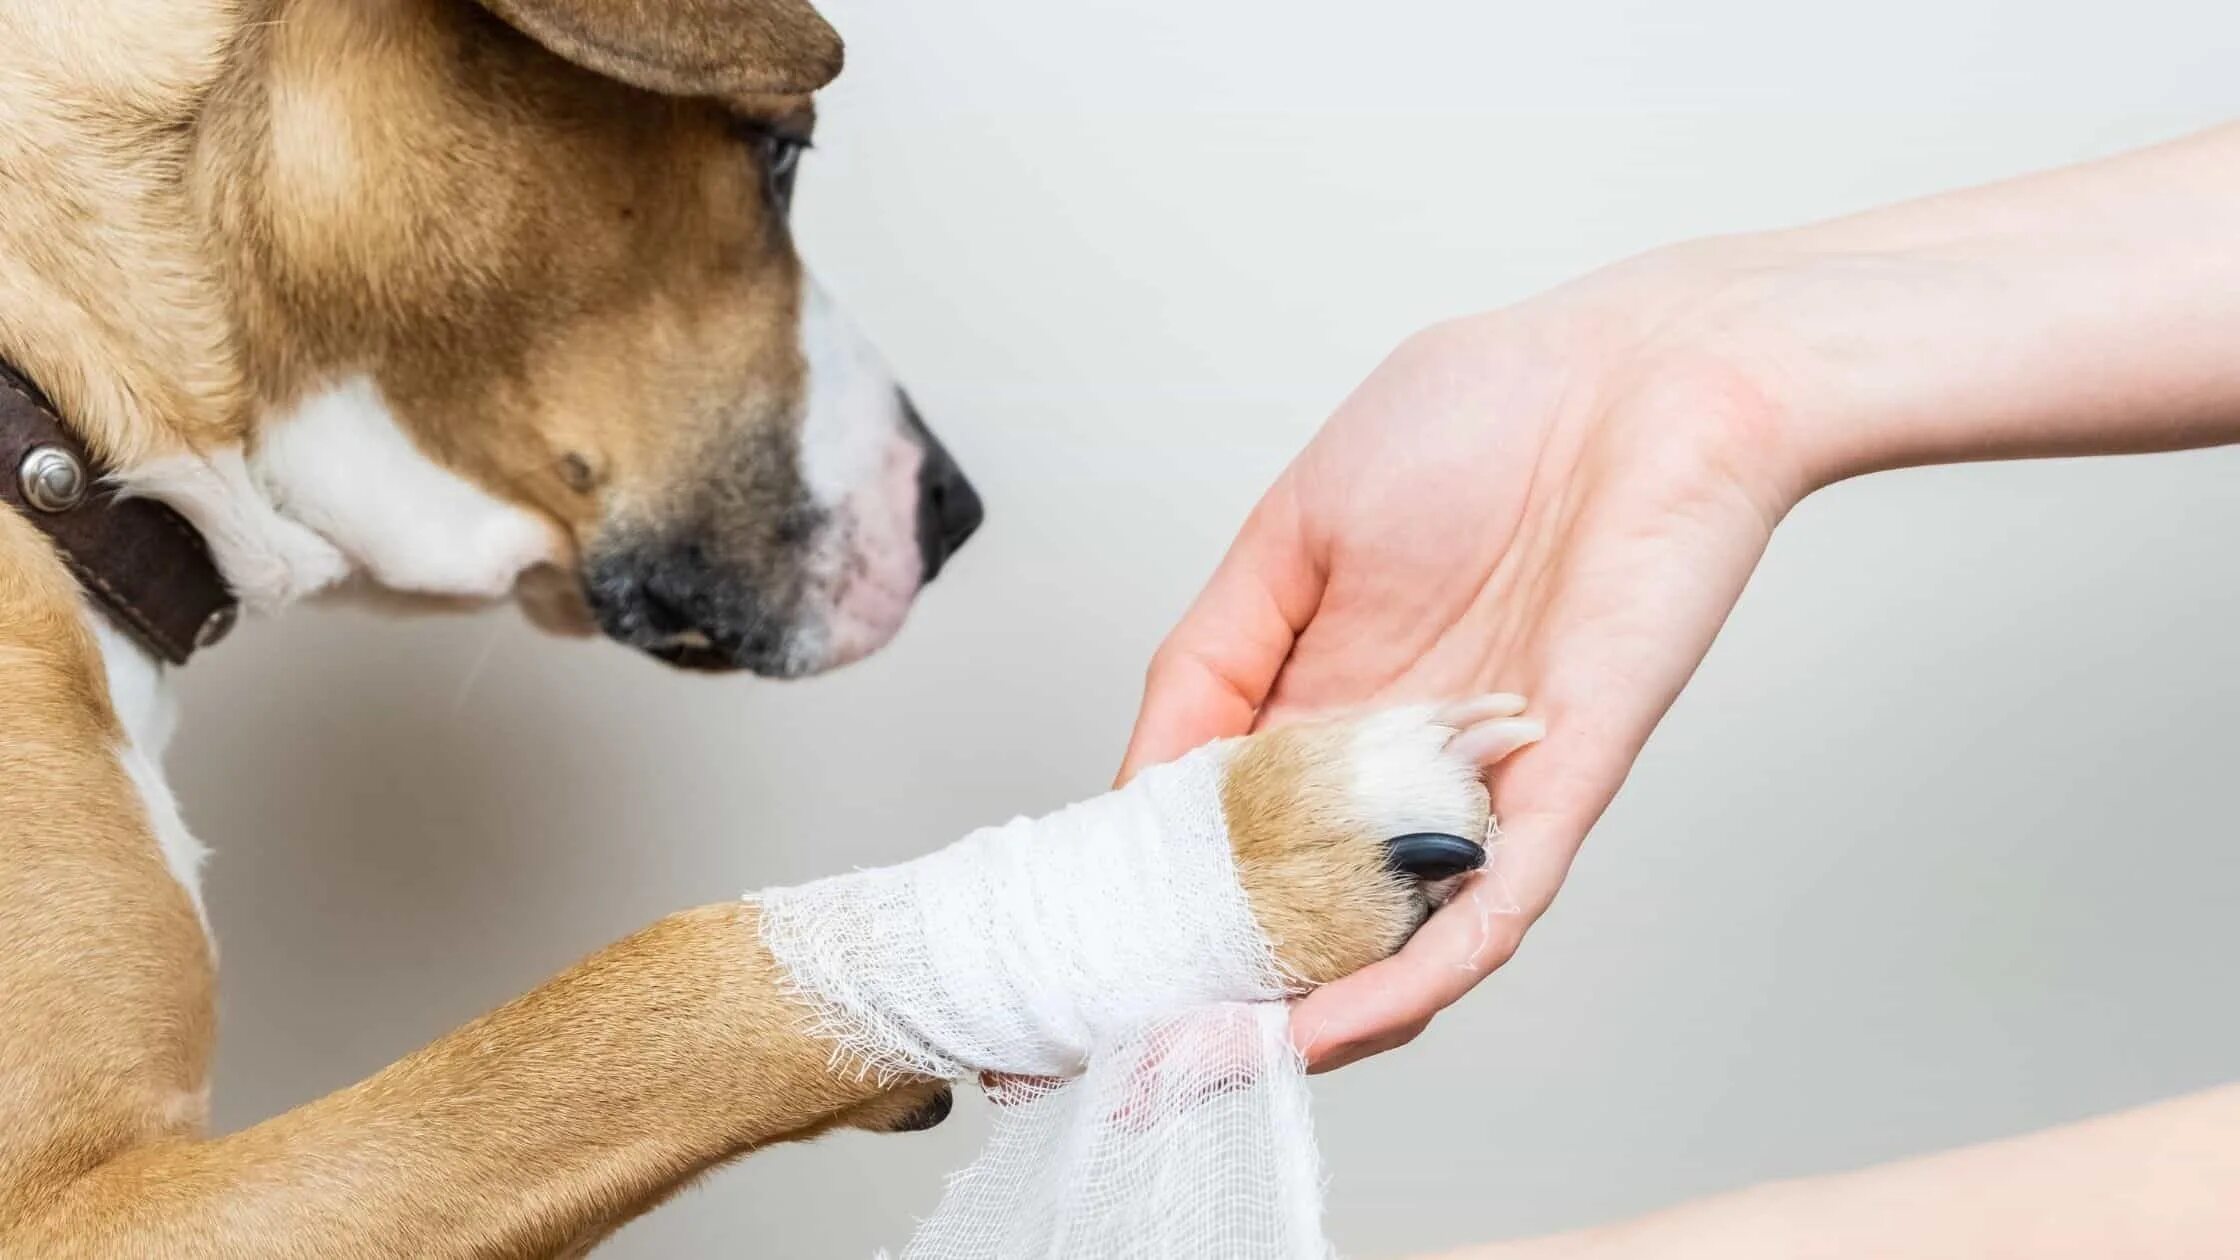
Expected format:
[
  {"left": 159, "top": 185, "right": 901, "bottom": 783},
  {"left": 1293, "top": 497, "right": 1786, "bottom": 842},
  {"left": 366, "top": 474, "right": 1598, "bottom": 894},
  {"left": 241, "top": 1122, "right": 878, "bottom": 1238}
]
[{"left": 210, "top": 0, "right": 980, "bottom": 676}]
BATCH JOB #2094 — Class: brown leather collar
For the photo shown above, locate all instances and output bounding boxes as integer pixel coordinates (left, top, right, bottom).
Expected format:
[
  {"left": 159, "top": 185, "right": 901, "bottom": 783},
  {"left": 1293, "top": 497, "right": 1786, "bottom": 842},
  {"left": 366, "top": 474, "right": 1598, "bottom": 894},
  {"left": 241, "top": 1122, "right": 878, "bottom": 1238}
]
[{"left": 0, "top": 362, "right": 237, "bottom": 665}]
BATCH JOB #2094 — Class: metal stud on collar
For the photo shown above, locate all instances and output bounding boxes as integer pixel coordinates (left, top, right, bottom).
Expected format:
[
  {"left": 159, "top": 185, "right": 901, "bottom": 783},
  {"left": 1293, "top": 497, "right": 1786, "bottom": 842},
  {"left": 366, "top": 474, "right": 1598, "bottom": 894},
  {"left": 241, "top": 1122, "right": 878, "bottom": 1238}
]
[
  {"left": 195, "top": 604, "right": 238, "bottom": 650},
  {"left": 19, "top": 443, "right": 88, "bottom": 513}
]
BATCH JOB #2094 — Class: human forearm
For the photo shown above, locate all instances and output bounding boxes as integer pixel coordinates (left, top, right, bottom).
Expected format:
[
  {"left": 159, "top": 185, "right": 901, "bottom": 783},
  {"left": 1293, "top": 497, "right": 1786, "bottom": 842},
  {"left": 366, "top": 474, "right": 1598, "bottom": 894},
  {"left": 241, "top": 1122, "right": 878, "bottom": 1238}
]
[
  {"left": 1432, "top": 1082, "right": 2240, "bottom": 1260},
  {"left": 1660, "top": 122, "right": 2240, "bottom": 492}
]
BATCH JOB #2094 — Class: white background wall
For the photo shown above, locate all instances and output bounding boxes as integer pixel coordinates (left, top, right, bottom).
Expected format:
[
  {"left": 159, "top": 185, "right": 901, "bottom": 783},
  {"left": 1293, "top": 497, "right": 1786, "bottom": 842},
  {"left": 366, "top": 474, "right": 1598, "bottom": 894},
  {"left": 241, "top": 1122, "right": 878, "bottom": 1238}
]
[{"left": 178, "top": 2, "right": 2240, "bottom": 1255}]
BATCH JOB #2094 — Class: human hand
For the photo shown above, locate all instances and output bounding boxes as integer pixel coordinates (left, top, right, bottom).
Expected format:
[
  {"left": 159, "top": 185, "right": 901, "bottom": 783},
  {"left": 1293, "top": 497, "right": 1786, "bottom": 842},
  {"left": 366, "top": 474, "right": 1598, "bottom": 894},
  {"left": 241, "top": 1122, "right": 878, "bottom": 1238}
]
[
  {"left": 1119, "top": 243, "right": 1817, "bottom": 1070},
  {"left": 1124, "top": 124, "right": 2240, "bottom": 1072}
]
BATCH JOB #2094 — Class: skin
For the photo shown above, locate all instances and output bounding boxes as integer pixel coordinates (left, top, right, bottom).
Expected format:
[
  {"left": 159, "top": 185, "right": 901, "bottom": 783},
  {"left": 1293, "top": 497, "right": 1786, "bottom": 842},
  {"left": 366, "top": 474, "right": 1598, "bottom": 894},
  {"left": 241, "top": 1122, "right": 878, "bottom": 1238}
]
[
  {"left": 1435, "top": 1084, "right": 2240, "bottom": 1260},
  {"left": 1123, "top": 122, "right": 2240, "bottom": 1251}
]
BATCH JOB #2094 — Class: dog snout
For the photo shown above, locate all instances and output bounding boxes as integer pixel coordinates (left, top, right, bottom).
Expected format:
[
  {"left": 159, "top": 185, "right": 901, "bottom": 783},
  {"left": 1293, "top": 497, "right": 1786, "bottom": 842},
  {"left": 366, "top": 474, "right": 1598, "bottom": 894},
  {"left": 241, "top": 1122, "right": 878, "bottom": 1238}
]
[
  {"left": 585, "top": 543, "right": 785, "bottom": 674},
  {"left": 907, "top": 402, "right": 983, "bottom": 583},
  {"left": 632, "top": 556, "right": 705, "bottom": 640}
]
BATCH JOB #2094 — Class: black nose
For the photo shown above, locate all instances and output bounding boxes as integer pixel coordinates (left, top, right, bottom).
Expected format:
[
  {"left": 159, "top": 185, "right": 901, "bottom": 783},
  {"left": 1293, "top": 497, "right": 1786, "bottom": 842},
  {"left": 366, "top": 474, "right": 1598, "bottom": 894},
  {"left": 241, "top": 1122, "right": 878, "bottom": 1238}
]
[{"left": 910, "top": 407, "right": 983, "bottom": 583}]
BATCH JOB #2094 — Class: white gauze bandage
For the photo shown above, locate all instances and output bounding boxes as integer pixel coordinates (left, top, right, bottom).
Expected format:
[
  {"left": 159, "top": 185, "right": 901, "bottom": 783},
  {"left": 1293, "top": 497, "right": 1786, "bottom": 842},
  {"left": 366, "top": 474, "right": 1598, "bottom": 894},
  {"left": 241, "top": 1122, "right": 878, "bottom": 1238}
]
[{"left": 752, "top": 740, "right": 1333, "bottom": 1259}]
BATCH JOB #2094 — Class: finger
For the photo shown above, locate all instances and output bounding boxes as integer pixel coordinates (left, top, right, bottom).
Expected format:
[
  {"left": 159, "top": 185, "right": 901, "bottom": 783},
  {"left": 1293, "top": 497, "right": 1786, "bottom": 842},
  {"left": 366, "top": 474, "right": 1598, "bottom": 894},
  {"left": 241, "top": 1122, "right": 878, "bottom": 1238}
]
[
  {"left": 1295, "top": 1014, "right": 1429, "bottom": 1075},
  {"left": 1285, "top": 485, "right": 1771, "bottom": 1071},
  {"left": 1289, "top": 740, "right": 1607, "bottom": 1071},
  {"left": 1117, "top": 483, "right": 1323, "bottom": 785}
]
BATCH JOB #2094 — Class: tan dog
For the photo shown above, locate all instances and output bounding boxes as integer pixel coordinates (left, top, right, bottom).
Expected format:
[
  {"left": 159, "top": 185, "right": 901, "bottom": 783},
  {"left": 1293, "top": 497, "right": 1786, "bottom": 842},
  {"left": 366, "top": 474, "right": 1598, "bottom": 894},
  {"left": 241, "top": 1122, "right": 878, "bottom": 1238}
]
[{"left": 0, "top": 1, "right": 1530, "bottom": 1254}]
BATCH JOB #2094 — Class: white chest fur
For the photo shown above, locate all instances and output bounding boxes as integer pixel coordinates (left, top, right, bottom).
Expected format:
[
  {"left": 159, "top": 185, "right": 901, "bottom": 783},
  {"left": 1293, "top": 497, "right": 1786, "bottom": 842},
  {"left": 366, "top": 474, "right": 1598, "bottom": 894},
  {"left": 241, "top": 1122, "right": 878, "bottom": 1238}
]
[{"left": 87, "top": 608, "right": 208, "bottom": 932}]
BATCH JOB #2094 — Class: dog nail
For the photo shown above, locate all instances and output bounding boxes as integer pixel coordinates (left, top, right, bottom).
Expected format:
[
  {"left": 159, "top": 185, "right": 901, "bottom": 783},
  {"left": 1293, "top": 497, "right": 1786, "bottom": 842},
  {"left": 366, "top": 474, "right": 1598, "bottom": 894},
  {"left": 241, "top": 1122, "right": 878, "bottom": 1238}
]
[
  {"left": 1448, "top": 717, "right": 1544, "bottom": 766},
  {"left": 1438, "top": 693, "right": 1529, "bottom": 726},
  {"left": 1384, "top": 833, "right": 1487, "bottom": 882},
  {"left": 892, "top": 1086, "right": 955, "bottom": 1132}
]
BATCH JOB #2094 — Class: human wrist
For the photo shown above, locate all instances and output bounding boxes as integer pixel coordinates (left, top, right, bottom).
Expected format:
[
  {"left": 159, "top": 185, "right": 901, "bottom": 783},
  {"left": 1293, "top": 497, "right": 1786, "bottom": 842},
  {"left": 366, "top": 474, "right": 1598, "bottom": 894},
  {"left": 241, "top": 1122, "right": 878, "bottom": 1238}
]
[{"left": 1621, "top": 227, "right": 2018, "bottom": 498}]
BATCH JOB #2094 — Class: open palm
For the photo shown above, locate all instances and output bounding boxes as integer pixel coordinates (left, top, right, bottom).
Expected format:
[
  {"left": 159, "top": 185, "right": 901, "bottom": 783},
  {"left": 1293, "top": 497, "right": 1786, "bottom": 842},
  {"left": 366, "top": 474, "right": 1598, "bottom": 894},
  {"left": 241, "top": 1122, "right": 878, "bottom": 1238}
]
[{"left": 1121, "top": 262, "right": 1804, "bottom": 1069}]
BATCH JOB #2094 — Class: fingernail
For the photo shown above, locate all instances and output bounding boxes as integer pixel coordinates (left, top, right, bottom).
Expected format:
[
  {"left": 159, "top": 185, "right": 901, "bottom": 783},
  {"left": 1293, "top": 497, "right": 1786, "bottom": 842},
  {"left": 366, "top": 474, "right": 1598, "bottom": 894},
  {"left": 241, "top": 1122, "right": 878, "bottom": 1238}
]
[{"left": 1383, "top": 832, "right": 1487, "bottom": 881}]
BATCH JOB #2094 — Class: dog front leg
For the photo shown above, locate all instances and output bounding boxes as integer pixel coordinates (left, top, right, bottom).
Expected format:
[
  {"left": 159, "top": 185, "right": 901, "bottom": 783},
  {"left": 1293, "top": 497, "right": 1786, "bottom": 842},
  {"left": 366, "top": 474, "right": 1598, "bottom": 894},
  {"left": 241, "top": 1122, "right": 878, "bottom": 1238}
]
[{"left": 2, "top": 904, "right": 945, "bottom": 1260}]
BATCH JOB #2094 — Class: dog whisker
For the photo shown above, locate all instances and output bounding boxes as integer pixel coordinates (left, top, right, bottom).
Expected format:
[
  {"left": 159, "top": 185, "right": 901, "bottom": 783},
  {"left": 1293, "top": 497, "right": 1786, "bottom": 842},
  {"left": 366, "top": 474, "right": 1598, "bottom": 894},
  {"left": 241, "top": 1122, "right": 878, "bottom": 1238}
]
[{"left": 448, "top": 620, "right": 508, "bottom": 716}]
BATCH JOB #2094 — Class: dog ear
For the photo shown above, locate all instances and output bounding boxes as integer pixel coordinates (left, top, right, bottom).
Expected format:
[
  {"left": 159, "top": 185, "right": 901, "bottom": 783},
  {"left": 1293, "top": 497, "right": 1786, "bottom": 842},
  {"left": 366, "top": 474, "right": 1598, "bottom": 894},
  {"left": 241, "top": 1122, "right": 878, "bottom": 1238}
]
[{"left": 474, "top": 0, "right": 843, "bottom": 97}]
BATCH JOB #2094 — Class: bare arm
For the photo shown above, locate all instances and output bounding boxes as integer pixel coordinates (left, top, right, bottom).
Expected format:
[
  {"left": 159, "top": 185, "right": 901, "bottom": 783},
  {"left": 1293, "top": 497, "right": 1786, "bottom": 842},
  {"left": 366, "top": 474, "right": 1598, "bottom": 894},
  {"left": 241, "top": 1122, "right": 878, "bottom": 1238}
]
[
  {"left": 1436, "top": 1083, "right": 2240, "bottom": 1260},
  {"left": 1713, "top": 120, "right": 2240, "bottom": 481}
]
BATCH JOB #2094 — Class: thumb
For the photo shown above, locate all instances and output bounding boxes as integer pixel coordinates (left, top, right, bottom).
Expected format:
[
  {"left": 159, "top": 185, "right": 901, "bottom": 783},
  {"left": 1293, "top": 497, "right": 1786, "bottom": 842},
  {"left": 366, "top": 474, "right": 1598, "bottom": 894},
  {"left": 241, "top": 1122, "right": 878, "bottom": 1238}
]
[{"left": 1117, "top": 483, "right": 1322, "bottom": 785}]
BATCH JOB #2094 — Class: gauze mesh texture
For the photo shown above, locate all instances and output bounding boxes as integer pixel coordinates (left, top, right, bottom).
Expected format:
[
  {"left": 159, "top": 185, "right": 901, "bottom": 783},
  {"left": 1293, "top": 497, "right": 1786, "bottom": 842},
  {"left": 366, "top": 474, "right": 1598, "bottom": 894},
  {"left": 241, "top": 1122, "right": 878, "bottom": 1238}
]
[{"left": 753, "top": 741, "right": 1334, "bottom": 1259}]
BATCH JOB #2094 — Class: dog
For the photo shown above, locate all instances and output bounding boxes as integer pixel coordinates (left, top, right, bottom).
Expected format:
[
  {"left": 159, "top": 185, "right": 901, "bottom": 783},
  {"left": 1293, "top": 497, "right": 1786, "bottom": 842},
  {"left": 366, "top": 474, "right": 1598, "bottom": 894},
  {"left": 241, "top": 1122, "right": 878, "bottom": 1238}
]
[{"left": 0, "top": 1, "right": 1528, "bottom": 1254}]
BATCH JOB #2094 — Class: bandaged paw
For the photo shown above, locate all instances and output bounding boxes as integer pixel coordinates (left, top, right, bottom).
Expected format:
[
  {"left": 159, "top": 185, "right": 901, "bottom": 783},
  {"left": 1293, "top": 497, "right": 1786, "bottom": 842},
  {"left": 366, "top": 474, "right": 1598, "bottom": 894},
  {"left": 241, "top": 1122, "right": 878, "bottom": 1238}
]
[{"left": 751, "top": 697, "right": 1539, "bottom": 1259}]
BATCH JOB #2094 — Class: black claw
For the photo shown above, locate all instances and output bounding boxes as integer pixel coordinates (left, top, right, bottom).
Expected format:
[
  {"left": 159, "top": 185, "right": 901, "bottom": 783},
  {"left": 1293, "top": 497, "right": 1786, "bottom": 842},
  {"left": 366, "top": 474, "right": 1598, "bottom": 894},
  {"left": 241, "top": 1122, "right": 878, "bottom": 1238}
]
[
  {"left": 1383, "top": 832, "right": 1486, "bottom": 882},
  {"left": 890, "top": 1085, "right": 954, "bottom": 1133}
]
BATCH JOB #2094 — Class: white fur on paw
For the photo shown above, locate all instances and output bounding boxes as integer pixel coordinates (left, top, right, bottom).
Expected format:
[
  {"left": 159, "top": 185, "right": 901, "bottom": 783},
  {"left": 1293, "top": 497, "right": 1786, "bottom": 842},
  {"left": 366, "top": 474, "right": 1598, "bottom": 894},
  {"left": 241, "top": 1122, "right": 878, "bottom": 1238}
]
[{"left": 1342, "top": 705, "right": 1491, "bottom": 844}]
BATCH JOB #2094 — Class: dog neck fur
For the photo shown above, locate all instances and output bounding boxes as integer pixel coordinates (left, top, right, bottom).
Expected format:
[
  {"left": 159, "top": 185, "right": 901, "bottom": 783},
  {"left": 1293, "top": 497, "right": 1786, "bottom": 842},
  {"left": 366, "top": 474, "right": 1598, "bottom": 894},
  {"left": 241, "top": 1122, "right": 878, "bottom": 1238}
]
[
  {"left": 0, "top": 3, "right": 247, "bottom": 473},
  {"left": 1, "top": 1, "right": 563, "bottom": 611},
  {"left": 86, "top": 374, "right": 559, "bottom": 927},
  {"left": 116, "top": 379, "right": 563, "bottom": 612}
]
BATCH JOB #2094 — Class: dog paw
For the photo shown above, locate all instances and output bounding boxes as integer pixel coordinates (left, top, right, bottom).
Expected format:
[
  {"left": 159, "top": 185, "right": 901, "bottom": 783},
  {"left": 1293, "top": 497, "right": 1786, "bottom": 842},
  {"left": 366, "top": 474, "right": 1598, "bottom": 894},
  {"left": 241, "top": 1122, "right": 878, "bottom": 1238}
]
[
  {"left": 833, "top": 1079, "right": 955, "bottom": 1134},
  {"left": 1221, "top": 697, "right": 1541, "bottom": 987}
]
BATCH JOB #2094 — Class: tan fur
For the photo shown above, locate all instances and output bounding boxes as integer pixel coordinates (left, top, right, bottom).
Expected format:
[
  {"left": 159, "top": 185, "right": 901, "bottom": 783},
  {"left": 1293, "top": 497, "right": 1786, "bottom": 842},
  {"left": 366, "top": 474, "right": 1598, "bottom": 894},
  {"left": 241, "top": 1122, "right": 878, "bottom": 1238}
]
[
  {"left": 0, "top": 499, "right": 949, "bottom": 1253},
  {"left": 0, "top": 511, "right": 217, "bottom": 1224},
  {"left": 0, "top": 520, "right": 1434, "bottom": 1254},
  {"left": 0, "top": 2, "right": 248, "bottom": 469},
  {"left": 0, "top": 1, "right": 1451, "bottom": 1252},
  {"left": 2, "top": 0, "right": 829, "bottom": 571},
  {"left": 203, "top": 0, "right": 824, "bottom": 561},
  {"left": 1227, "top": 719, "right": 1491, "bottom": 985},
  {"left": 474, "top": 0, "right": 844, "bottom": 98}
]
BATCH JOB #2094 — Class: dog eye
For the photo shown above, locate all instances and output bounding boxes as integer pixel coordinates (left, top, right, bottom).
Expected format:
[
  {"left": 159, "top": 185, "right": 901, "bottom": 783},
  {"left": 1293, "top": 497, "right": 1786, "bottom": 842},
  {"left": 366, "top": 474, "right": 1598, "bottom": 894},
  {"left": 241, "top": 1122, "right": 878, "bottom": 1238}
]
[
  {"left": 762, "top": 136, "right": 805, "bottom": 216},
  {"left": 725, "top": 117, "right": 812, "bottom": 218}
]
